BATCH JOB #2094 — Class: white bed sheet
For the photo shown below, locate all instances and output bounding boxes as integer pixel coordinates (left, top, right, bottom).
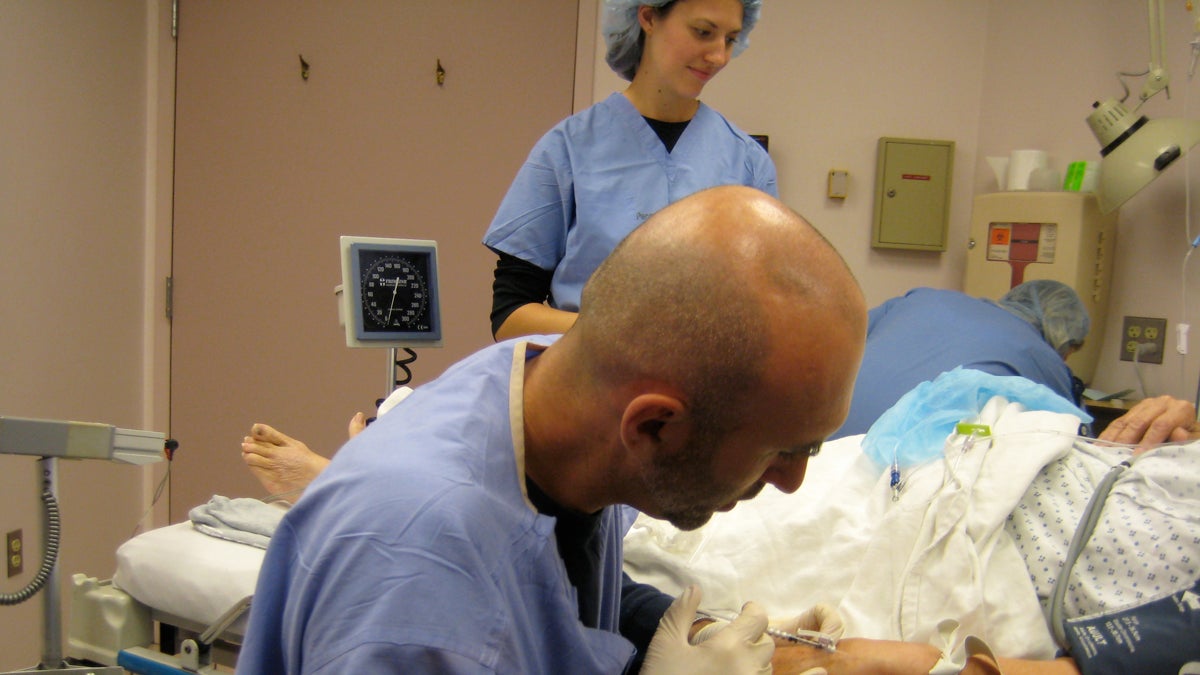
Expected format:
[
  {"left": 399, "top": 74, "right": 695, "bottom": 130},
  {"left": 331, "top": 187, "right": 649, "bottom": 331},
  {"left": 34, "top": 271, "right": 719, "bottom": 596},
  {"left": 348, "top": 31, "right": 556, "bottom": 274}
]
[
  {"left": 622, "top": 400, "right": 1083, "bottom": 660},
  {"left": 113, "top": 521, "right": 265, "bottom": 634}
]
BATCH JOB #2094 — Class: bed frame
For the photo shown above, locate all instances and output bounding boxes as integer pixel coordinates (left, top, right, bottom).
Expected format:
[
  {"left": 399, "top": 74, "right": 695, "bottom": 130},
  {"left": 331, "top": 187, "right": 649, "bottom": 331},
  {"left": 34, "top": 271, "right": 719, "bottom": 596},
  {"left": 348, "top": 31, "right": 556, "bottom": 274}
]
[{"left": 68, "top": 574, "right": 246, "bottom": 674}]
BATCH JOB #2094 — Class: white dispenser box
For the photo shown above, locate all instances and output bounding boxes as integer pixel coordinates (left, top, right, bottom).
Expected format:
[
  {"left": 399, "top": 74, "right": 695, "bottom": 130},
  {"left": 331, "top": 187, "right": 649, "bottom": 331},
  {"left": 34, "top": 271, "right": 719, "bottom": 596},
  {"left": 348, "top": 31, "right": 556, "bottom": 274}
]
[{"left": 964, "top": 192, "right": 1118, "bottom": 384}]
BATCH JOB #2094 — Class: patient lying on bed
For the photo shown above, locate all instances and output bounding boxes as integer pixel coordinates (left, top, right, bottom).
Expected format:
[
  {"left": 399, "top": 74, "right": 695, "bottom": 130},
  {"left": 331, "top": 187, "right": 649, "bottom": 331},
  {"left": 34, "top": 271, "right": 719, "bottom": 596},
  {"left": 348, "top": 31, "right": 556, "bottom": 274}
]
[
  {"left": 624, "top": 372, "right": 1200, "bottom": 675},
  {"left": 228, "top": 376, "right": 1198, "bottom": 674},
  {"left": 240, "top": 388, "right": 1198, "bottom": 503}
]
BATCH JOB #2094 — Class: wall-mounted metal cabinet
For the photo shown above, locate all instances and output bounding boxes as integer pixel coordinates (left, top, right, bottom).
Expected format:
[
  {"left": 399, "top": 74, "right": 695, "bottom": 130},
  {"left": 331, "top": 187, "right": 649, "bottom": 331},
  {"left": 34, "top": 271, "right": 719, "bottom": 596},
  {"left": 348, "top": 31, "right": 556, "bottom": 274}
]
[{"left": 872, "top": 137, "right": 955, "bottom": 251}]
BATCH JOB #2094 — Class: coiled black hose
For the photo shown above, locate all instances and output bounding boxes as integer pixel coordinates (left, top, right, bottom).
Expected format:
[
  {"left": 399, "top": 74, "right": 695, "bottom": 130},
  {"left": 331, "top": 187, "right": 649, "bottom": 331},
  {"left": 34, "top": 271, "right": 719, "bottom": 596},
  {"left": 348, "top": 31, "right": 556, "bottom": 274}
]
[
  {"left": 394, "top": 347, "right": 418, "bottom": 387},
  {"left": 0, "top": 488, "right": 60, "bottom": 606}
]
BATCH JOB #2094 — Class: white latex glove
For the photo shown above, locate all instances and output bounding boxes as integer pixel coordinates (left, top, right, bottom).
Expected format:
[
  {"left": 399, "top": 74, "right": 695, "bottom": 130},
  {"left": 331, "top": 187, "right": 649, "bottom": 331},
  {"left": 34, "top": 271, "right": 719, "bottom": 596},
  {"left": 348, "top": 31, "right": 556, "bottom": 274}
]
[
  {"left": 642, "top": 585, "right": 774, "bottom": 675},
  {"left": 689, "top": 617, "right": 729, "bottom": 645},
  {"left": 771, "top": 603, "right": 845, "bottom": 642},
  {"left": 693, "top": 603, "right": 845, "bottom": 646},
  {"left": 690, "top": 605, "right": 838, "bottom": 675}
]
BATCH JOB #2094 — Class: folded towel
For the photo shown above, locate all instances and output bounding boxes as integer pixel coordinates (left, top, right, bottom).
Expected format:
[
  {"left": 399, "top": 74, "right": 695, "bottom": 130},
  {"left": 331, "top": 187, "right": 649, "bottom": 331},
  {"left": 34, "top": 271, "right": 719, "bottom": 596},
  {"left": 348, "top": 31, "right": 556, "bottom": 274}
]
[{"left": 189, "top": 495, "right": 286, "bottom": 549}]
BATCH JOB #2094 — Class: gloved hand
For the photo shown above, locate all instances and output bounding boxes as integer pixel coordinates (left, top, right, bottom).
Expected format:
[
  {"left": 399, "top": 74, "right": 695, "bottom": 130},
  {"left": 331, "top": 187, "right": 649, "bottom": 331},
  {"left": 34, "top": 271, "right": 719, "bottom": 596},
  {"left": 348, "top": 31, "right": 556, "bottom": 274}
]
[
  {"left": 689, "top": 617, "right": 729, "bottom": 645},
  {"left": 692, "top": 603, "right": 845, "bottom": 646},
  {"left": 772, "top": 603, "right": 845, "bottom": 642},
  {"left": 641, "top": 585, "right": 774, "bottom": 675}
]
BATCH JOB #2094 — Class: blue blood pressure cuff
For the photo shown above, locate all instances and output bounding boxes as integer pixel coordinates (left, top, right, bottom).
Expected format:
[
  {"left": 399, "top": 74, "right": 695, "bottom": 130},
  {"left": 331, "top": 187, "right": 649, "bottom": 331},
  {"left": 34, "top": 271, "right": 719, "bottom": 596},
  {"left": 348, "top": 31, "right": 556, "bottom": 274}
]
[{"left": 1064, "top": 577, "right": 1200, "bottom": 675}]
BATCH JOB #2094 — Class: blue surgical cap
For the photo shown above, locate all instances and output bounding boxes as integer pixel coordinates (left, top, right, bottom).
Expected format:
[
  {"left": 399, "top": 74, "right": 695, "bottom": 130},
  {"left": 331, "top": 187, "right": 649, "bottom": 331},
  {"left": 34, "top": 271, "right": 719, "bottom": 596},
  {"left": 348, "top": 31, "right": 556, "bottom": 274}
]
[
  {"left": 995, "top": 280, "right": 1090, "bottom": 358},
  {"left": 603, "top": 0, "right": 763, "bottom": 81},
  {"left": 862, "top": 367, "right": 1091, "bottom": 471}
]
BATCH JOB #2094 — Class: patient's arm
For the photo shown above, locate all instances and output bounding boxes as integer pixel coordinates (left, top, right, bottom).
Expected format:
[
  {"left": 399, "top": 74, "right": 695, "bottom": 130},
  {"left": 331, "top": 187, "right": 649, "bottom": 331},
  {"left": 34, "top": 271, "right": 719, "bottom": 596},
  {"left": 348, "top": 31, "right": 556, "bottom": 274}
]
[
  {"left": 772, "top": 639, "right": 1081, "bottom": 675},
  {"left": 988, "top": 657, "right": 1081, "bottom": 675},
  {"left": 1098, "top": 395, "right": 1199, "bottom": 450},
  {"left": 771, "top": 638, "right": 940, "bottom": 674}
]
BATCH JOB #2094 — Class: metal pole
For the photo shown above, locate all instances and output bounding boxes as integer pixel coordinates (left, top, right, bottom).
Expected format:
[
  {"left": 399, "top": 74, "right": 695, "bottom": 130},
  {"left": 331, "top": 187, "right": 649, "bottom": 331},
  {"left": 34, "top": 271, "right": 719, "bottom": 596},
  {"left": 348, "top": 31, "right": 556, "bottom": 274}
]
[{"left": 387, "top": 347, "right": 398, "bottom": 399}]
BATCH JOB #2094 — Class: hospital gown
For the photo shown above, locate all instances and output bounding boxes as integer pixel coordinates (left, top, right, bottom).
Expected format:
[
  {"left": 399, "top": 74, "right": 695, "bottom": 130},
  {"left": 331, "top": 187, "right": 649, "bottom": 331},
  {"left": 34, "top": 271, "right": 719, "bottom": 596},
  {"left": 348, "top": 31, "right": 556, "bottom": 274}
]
[
  {"left": 483, "top": 92, "right": 777, "bottom": 312},
  {"left": 834, "top": 287, "right": 1076, "bottom": 438},
  {"left": 239, "top": 338, "right": 638, "bottom": 674},
  {"left": 624, "top": 394, "right": 1200, "bottom": 666},
  {"left": 1008, "top": 440, "right": 1200, "bottom": 619}
]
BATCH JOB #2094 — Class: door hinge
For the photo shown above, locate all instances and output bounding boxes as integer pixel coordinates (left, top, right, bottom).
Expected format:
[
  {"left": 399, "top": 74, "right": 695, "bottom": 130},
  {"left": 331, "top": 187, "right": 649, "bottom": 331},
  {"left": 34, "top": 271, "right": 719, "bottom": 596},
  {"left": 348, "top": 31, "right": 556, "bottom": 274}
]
[
  {"left": 165, "top": 276, "right": 174, "bottom": 321},
  {"left": 171, "top": 0, "right": 179, "bottom": 39}
]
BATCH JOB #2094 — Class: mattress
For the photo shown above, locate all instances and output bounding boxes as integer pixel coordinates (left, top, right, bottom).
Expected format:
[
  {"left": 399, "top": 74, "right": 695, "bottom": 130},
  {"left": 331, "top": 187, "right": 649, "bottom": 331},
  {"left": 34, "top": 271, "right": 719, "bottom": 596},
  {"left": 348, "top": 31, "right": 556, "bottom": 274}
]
[{"left": 113, "top": 521, "right": 265, "bottom": 634}]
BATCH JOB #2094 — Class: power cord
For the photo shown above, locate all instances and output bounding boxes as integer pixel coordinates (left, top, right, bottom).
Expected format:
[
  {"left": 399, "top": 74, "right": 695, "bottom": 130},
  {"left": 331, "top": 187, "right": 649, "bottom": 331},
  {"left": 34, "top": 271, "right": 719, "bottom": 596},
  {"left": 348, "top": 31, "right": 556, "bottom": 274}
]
[
  {"left": 1132, "top": 343, "right": 1155, "bottom": 399},
  {"left": 0, "top": 488, "right": 59, "bottom": 606},
  {"left": 129, "top": 438, "right": 179, "bottom": 538}
]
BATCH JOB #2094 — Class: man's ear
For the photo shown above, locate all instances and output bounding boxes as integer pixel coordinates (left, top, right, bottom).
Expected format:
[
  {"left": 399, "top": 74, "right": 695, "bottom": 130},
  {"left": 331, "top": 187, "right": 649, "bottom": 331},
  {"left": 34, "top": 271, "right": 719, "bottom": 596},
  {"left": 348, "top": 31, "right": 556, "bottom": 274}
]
[{"left": 620, "top": 393, "right": 686, "bottom": 456}]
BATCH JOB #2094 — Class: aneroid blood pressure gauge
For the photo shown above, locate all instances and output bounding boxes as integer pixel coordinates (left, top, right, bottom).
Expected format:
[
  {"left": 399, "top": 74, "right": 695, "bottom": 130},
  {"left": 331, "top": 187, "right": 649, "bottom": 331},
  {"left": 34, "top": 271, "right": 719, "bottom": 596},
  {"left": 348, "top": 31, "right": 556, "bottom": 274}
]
[
  {"left": 339, "top": 236, "right": 443, "bottom": 348},
  {"left": 359, "top": 251, "right": 429, "bottom": 328}
]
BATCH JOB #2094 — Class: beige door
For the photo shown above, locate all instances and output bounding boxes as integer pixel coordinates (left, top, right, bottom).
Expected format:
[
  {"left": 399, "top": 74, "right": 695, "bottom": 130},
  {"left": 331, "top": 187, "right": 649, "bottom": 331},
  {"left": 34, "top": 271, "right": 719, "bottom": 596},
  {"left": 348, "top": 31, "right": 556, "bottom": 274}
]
[{"left": 170, "top": 1, "right": 579, "bottom": 517}]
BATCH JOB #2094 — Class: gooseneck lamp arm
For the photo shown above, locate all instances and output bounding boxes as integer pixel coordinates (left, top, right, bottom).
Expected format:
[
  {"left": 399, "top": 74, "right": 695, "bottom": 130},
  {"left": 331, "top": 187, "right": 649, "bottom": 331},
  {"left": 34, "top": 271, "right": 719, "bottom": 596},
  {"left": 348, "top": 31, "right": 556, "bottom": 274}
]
[{"left": 1140, "top": 0, "right": 1171, "bottom": 105}]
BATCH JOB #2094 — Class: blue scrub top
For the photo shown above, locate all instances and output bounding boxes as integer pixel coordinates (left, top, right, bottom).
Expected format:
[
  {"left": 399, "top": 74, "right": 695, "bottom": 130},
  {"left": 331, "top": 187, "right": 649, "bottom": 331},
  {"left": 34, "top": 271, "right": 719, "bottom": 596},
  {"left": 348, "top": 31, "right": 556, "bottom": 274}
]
[
  {"left": 834, "top": 287, "right": 1075, "bottom": 439},
  {"left": 483, "top": 92, "right": 777, "bottom": 311},
  {"left": 238, "top": 338, "right": 635, "bottom": 674}
]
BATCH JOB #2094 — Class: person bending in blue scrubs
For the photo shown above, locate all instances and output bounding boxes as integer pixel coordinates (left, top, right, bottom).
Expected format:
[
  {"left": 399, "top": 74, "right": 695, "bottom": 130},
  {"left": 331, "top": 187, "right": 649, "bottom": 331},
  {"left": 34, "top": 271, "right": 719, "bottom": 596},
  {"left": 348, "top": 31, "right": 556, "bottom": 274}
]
[
  {"left": 832, "top": 280, "right": 1090, "bottom": 439},
  {"left": 483, "top": 0, "right": 776, "bottom": 341},
  {"left": 237, "top": 186, "right": 866, "bottom": 674}
]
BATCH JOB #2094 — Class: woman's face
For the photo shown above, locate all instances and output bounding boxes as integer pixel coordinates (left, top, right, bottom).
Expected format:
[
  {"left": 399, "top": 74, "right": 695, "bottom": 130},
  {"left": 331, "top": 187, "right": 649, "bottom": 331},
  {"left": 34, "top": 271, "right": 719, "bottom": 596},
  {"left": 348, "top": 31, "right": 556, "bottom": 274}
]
[{"left": 637, "top": 0, "right": 744, "bottom": 100}]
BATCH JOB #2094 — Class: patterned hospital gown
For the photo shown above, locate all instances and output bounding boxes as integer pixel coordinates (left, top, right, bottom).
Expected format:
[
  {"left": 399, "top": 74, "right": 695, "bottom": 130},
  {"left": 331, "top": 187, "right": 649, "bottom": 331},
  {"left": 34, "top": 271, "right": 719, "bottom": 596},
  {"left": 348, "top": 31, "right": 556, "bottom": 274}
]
[{"left": 1006, "top": 442, "right": 1200, "bottom": 620}]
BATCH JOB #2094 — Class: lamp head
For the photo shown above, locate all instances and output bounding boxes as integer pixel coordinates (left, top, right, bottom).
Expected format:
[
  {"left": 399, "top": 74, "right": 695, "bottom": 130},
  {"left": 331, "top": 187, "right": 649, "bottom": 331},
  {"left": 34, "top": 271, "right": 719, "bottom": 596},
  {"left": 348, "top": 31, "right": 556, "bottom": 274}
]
[{"left": 1088, "top": 98, "right": 1200, "bottom": 213}]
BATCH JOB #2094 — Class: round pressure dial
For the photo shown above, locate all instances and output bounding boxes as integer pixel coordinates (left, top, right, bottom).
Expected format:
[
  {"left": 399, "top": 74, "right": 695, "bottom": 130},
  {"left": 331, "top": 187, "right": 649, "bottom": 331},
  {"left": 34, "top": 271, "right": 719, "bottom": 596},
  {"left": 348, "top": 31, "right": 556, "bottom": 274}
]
[{"left": 359, "top": 253, "right": 431, "bottom": 332}]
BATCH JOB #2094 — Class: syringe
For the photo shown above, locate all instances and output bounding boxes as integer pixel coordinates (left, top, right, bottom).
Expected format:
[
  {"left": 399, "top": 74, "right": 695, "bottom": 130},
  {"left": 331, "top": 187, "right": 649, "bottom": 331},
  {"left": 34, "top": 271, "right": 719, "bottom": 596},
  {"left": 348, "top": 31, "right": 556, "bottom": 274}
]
[{"left": 694, "top": 610, "right": 837, "bottom": 652}]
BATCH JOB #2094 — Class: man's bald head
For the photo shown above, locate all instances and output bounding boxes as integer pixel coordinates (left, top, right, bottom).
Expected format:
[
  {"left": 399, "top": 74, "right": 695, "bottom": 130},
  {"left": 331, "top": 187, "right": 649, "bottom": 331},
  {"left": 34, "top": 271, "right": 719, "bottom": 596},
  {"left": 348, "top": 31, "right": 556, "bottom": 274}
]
[{"left": 571, "top": 186, "right": 866, "bottom": 436}]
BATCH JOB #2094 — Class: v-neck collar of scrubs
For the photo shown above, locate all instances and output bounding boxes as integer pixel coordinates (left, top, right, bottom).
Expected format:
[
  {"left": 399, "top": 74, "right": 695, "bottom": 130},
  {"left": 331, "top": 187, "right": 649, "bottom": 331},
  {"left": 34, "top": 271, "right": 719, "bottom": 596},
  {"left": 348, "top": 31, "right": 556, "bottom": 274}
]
[
  {"left": 610, "top": 92, "right": 709, "bottom": 164},
  {"left": 510, "top": 338, "right": 551, "bottom": 513}
]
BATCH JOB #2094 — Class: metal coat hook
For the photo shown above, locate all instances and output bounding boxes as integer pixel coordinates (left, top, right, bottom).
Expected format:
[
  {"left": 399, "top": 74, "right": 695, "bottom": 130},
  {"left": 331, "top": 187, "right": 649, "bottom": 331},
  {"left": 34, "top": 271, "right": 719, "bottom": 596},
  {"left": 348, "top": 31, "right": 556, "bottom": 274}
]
[
  {"left": 436, "top": 59, "right": 446, "bottom": 86},
  {"left": 299, "top": 54, "right": 310, "bottom": 81}
]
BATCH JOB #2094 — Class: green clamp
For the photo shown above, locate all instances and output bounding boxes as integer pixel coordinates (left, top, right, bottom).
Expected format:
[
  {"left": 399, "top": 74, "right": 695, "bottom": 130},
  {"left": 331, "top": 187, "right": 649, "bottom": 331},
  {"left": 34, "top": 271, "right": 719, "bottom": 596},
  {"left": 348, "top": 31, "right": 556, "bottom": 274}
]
[{"left": 954, "top": 423, "right": 991, "bottom": 437}]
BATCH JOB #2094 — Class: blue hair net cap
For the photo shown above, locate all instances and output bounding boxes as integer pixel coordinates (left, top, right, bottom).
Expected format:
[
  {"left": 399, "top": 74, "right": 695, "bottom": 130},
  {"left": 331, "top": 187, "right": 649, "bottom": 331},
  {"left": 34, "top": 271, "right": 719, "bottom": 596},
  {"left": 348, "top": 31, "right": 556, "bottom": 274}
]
[
  {"left": 603, "top": 0, "right": 763, "bottom": 81},
  {"left": 995, "top": 280, "right": 1090, "bottom": 357},
  {"left": 861, "top": 367, "right": 1092, "bottom": 471}
]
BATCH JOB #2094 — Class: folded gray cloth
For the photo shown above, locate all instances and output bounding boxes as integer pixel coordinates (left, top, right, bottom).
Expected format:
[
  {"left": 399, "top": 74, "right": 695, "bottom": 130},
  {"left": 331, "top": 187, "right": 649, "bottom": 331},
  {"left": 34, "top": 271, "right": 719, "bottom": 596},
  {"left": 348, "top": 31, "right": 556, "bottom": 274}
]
[{"left": 189, "top": 495, "right": 286, "bottom": 549}]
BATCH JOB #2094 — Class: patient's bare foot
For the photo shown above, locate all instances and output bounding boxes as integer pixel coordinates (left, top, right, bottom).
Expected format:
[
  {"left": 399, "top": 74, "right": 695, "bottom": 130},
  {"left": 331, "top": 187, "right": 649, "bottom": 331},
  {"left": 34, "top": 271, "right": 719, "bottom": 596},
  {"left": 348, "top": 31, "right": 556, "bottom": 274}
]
[
  {"left": 241, "top": 423, "right": 332, "bottom": 498},
  {"left": 348, "top": 411, "right": 367, "bottom": 438}
]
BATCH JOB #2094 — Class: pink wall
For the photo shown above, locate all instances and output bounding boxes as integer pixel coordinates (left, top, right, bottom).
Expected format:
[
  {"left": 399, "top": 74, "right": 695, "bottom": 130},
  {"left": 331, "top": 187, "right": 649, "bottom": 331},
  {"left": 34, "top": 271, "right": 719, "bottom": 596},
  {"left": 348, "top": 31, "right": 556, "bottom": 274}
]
[
  {"left": 589, "top": 0, "right": 1200, "bottom": 402},
  {"left": 0, "top": 2, "right": 173, "bottom": 668}
]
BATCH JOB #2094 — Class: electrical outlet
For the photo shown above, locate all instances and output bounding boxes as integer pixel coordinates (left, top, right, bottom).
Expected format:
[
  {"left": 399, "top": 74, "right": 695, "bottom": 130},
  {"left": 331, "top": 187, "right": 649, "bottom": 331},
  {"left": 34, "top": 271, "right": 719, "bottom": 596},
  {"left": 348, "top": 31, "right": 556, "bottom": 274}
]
[
  {"left": 7, "top": 529, "right": 22, "bottom": 578},
  {"left": 1120, "top": 316, "right": 1167, "bottom": 364}
]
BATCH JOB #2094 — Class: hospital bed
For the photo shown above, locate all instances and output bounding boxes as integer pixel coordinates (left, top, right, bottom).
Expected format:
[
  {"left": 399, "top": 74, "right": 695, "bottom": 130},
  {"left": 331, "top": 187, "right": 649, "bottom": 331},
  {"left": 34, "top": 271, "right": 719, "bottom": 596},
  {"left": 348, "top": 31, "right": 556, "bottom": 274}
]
[
  {"left": 68, "top": 392, "right": 1200, "bottom": 673},
  {"left": 69, "top": 521, "right": 263, "bottom": 673}
]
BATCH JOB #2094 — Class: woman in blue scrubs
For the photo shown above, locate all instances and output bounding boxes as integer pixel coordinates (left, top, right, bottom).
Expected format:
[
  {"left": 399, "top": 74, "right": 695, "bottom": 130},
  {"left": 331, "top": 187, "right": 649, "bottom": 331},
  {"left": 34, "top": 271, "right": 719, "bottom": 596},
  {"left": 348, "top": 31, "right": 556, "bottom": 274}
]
[{"left": 483, "top": 0, "right": 776, "bottom": 340}]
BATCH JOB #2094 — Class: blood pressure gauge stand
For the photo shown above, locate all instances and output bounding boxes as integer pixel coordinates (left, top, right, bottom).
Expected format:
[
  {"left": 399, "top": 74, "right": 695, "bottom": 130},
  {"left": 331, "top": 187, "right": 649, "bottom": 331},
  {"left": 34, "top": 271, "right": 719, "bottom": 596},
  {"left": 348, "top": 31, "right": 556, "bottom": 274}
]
[
  {"left": 338, "top": 236, "right": 443, "bottom": 402},
  {"left": 0, "top": 417, "right": 164, "bottom": 675}
]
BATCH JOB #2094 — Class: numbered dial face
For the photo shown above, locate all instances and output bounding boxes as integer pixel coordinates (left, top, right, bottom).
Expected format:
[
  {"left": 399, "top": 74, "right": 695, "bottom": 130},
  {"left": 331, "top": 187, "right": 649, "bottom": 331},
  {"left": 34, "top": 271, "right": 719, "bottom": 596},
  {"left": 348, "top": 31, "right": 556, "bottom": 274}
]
[{"left": 359, "top": 252, "right": 433, "bottom": 333}]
